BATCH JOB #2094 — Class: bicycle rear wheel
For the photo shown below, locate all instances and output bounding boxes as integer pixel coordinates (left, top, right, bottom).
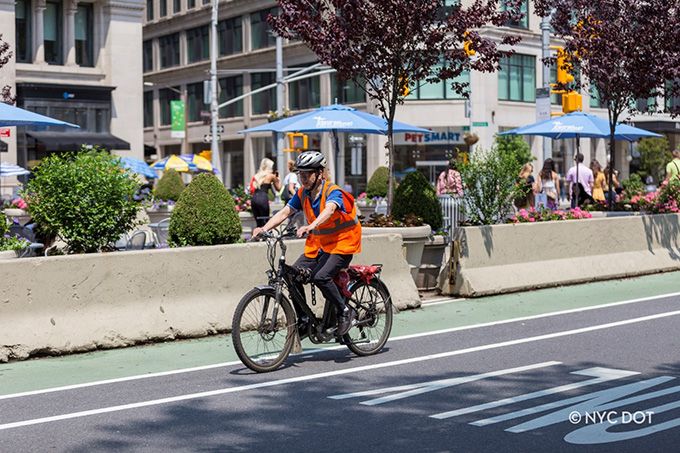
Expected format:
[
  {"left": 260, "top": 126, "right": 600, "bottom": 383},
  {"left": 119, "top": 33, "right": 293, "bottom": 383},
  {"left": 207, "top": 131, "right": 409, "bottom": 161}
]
[
  {"left": 232, "top": 287, "right": 296, "bottom": 373},
  {"left": 344, "top": 279, "right": 393, "bottom": 356}
]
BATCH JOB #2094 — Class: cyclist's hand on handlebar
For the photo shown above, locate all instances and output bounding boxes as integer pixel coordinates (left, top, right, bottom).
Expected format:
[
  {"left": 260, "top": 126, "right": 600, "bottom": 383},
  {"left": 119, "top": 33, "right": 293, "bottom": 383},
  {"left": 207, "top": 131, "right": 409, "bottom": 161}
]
[
  {"left": 251, "top": 227, "right": 270, "bottom": 241},
  {"left": 296, "top": 225, "right": 313, "bottom": 238}
]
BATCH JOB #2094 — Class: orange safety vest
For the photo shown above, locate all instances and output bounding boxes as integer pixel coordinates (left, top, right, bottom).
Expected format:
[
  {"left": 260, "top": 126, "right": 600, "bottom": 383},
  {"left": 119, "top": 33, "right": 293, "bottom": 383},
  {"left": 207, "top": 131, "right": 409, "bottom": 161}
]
[{"left": 300, "top": 180, "right": 362, "bottom": 258}]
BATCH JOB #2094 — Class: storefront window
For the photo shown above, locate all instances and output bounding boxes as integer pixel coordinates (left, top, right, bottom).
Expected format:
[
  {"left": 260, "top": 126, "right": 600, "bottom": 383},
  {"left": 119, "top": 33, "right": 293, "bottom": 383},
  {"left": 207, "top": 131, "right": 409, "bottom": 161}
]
[
  {"left": 392, "top": 127, "right": 466, "bottom": 184},
  {"left": 224, "top": 140, "right": 245, "bottom": 188},
  {"left": 344, "top": 134, "right": 367, "bottom": 195}
]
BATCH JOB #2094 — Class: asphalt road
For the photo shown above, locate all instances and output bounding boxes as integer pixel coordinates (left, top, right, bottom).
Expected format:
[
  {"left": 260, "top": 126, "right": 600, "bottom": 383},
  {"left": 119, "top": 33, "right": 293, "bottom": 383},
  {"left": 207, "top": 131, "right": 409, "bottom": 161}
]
[{"left": 1, "top": 272, "right": 679, "bottom": 452}]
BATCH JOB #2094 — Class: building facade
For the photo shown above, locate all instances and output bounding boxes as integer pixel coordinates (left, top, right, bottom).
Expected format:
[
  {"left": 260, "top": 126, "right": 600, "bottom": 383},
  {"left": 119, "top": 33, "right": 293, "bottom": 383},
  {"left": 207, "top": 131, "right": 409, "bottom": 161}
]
[
  {"left": 0, "top": 0, "right": 144, "bottom": 197},
  {"left": 142, "top": 0, "right": 680, "bottom": 194}
]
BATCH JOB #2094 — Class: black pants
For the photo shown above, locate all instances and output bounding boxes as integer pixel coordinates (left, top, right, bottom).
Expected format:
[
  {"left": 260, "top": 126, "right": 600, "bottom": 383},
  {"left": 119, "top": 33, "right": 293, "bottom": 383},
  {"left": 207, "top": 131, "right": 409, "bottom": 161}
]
[
  {"left": 251, "top": 189, "right": 270, "bottom": 227},
  {"left": 293, "top": 251, "right": 353, "bottom": 314}
]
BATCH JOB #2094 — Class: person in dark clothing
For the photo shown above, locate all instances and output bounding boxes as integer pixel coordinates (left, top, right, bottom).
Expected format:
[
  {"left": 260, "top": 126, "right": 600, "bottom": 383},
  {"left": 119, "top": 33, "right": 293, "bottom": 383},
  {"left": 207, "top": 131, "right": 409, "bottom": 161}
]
[{"left": 250, "top": 158, "right": 281, "bottom": 227}]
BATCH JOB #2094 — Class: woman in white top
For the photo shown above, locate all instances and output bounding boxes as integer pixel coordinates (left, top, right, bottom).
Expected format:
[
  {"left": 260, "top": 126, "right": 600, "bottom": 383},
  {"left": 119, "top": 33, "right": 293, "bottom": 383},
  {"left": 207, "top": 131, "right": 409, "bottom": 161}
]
[{"left": 535, "top": 158, "right": 561, "bottom": 210}]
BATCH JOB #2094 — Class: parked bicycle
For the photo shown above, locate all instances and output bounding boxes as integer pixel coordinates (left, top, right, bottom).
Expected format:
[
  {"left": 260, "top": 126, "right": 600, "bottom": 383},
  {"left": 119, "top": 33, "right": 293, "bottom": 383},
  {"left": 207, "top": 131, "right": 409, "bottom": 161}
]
[{"left": 231, "top": 226, "right": 393, "bottom": 373}]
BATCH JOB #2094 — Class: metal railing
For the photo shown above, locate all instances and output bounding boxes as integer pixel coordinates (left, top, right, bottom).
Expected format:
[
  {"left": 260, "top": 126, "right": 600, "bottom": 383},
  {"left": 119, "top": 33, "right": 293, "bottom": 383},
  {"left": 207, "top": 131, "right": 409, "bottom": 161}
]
[{"left": 438, "top": 195, "right": 463, "bottom": 239}]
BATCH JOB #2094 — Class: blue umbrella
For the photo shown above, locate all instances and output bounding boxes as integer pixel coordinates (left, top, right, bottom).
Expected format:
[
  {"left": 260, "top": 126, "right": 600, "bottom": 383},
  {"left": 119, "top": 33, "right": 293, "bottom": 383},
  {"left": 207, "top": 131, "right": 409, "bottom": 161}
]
[
  {"left": 117, "top": 157, "right": 156, "bottom": 179},
  {"left": 240, "top": 104, "right": 430, "bottom": 134},
  {"left": 500, "top": 111, "right": 661, "bottom": 141},
  {"left": 0, "top": 162, "right": 30, "bottom": 177},
  {"left": 0, "top": 102, "right": 79, "bottom": 128}
]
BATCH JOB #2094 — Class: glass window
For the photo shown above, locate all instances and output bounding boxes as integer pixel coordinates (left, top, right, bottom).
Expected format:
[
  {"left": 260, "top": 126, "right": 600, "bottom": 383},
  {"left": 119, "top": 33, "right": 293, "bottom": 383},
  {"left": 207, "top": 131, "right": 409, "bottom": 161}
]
[
  {"left": 95, "top": 109, "right": 110, "bottom": 132},
  {"left": 218, "top": 76, "right": 244, "bottom": 118},
  {"left": 143, "top": 40, "right": 153, "bottom": 73},
  {"left": 159, "top": 33, "right": 180, "bottom": 68},
  {"left": 75, "top": 4, "right": 94, "bottom": 67},
  {"left": 498, "top": 54, "right": 535, "bottom": 102},
  {"left": 665, "top": 80, "right": 680, "bottom": 111},
  {"left": 187, "top": 82, "right": 204, "bottom": 122},
  {"left": 589, "top": 86, "right": 607, "bottom": 109},
  {"left": 173, "top": 0, "right": 180, "bottom": 14},
  {"left": 44, "top": 1, "right": 63, "bottom": 65},
  {"left": 218, "top": 16, "right": 243, "bottom": 56},
  {"left": 251, "top": 72, "right": 276, "bottom": 115},
  {"left": 502, "top": 0, "right": 529, "bottom": 29},
  {"left": 289, "top": 74, "right": 320, "bottom": 110},
  {"left": 250, "top": 8, "right": 277, "bottom": 50},
  {"left": 160, "top": 0, "right": 167, "bottom": 18},
  {"left": 144, "top": 91, "right": 154, "bottom": 128},
  {"left": 159, "top": 87, "right": 180, "bottom": 125},
  {"left": 15, "top": 0, "right": 32, "bottom": 63},
  {"left": 331, "top": 76, "right": 365, "bottom": 104},
  {"left": 188, "top": 0, "right": 195, "bottom": 8},
  {"left": 146, "top": 0, "right": 153, "bottom": 21},
  {"left": 186, "top": 25, "right": 209, "bottom": 63},
  {"left": 436, "top": 0, "right": 460, "bottom": 21},
  {"left": 405, "top": 70, "right": 470, "bottom": 100}
]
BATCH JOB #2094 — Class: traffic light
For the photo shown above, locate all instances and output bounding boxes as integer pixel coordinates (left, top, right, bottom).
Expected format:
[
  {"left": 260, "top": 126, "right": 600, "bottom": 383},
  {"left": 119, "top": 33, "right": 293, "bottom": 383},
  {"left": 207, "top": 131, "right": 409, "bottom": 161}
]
[
  {"left": 463, "top": 32, "right": 476, "bottom": 57},
  {"left": 286, "top": 132, "right": 308, "bottom": 152},
  {"left": 199, "top": 150, "right": 212, "bottom": 161},
  {"left": 562, "top": 91, "right": 582, "bottom": 113},
  {"left": 551, "top": 46, "right": 575, "bottom": 85},
  {"left": 399, "top": 76, "right": 410, "bottom": 97}
]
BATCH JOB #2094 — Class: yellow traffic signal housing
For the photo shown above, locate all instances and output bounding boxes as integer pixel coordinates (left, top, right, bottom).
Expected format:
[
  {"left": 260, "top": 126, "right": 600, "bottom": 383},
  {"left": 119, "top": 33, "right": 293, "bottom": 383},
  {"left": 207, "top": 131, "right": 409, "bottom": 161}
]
[
  {"left": 286, "top": 132, "right": 308, "bottom": 152},
  {"left": 562, "top": 91, "right": 582, "bottom": 113},
  {"left": 463, "top": 31, "right": 476, "bottom": 57},
  {"left": 399, "top": 77, "right": 410, "bottom": 97},
  {"left": 199, "top": 150, "right": 212, "bottom": 161},
  {"left": 551, "top": 46, "right": 575, "bottom": 85}
]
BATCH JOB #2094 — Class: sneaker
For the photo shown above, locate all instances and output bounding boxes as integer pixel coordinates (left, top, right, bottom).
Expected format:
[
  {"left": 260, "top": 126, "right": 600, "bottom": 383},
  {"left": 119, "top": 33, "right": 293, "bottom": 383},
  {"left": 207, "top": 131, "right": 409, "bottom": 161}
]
[{"left": 336, "top": 307, "right": 356, "bottom": 336}]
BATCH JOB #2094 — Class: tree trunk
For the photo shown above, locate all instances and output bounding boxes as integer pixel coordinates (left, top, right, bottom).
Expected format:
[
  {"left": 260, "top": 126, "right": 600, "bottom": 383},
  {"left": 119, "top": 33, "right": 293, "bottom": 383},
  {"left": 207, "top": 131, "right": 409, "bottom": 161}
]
[
  {"left": 386, "top": 94, "right": 398, "bottom": 216},
  {"left": 607, "top": 106, "right": 620, "bottom": 211}
]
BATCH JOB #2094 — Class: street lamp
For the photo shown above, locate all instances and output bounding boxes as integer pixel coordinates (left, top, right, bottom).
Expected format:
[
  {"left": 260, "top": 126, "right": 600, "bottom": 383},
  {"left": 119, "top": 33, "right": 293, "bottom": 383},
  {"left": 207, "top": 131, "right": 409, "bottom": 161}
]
[{"left": 144, "top": 81, "right": 189, "bottom": 155}]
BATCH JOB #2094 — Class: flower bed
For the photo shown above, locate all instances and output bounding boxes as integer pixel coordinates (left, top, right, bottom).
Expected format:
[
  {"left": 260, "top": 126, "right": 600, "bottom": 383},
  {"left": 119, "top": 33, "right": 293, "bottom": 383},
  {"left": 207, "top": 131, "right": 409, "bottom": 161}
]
[
  {"left": 229, "top": 185, "right": 252, "bottom": 213},
  {"left": 508, "top": 207, "right": 593, "bottom": 224}
]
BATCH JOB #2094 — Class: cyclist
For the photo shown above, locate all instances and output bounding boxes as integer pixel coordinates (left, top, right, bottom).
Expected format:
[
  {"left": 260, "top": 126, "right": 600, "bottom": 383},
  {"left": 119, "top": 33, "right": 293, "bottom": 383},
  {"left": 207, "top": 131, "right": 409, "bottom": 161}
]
[{"left": 252, "top": 150, "right": 362, "bottom": 336}]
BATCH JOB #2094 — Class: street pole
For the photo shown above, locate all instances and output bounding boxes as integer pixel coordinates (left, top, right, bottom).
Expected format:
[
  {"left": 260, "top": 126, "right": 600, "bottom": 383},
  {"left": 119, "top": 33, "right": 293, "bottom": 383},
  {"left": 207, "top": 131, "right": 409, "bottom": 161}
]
[
  {"left": 275, "top": 36, "right": 286, "bottom": 179},
  {"left": 210, "top": 0, "right": 222, "bottom": 181},
  {"left": 541, "top": 14, "right": 552, "bottom": 162},
  {"left": 182, "top": 89, "right": 189, "bottom": 155}
]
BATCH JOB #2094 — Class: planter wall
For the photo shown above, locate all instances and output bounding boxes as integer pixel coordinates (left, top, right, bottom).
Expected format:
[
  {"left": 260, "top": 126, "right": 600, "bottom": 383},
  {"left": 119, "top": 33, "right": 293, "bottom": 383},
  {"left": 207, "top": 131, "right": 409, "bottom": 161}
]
[
  {"left": 416, "top": 235, "right": 447, "bottom": 290},
  {"left": 439, "top": 213, "right": 680, "bottom": 297},
  {"left": 0, "top": 233, "right": 419, "bottom": 362},
  {"left": 146, "top": 207, "right": 173, "bottom": 225},
  {"left": 363, "top": 225, "right": 431, "bottom": 283}
]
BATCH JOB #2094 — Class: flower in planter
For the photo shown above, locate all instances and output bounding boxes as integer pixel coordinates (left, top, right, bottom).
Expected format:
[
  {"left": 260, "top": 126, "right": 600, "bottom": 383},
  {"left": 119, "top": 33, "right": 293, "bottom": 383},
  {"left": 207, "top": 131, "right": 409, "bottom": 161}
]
[
  {"left": 11, "top": 197, "right": 27, "bottom": 210},
  {"left": 229, "top": 185, "right": 253, "bottom": 213}
]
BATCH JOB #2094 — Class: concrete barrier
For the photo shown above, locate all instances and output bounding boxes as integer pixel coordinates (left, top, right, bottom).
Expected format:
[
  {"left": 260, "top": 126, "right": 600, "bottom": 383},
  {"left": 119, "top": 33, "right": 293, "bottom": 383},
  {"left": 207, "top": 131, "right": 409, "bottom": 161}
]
[
  {"left": 440, "top": 213, "right": 680, "bottom": 297},
  {"left": 0, "top": 234, "right": 418, "bottom": 362}
]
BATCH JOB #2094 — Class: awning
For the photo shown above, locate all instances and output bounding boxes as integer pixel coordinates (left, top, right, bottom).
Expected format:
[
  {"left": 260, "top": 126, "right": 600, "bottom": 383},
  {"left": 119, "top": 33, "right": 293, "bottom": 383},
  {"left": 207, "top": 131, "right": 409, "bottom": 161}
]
[{"left": 27, "top": 131, "right": 130, "bottom": 151}]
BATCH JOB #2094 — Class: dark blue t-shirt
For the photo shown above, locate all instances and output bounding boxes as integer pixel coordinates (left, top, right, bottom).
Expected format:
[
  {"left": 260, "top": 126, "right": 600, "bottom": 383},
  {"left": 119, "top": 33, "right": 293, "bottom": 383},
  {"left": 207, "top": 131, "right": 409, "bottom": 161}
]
[{"left": 288, "top": 186, "right": 345, "bottom": 217}]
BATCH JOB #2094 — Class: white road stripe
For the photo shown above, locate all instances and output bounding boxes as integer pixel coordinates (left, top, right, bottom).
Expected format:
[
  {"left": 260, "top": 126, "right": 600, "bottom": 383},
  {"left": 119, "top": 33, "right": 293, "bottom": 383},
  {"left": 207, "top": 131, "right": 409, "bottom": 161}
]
[
  {"left": 421, "top": 298, "right": 466, "bottom": 306},
  {"left": 1, "top": 290, "right": 679, "bottom": 401},
  {"left": 2, "top": 309, "right": 680, "bottom": 431},
  {"left": 328, "top": 361, "right": 561, "bottom": 404}
]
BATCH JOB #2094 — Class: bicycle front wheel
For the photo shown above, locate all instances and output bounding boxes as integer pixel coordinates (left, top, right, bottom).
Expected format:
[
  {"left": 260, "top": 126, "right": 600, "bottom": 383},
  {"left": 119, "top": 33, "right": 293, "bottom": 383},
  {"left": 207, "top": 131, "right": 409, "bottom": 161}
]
[
  {"left": 344, "top": 279, "right": 393, "bottom": 356},
  {"left": 231, "top": 287, "right": 296, "bottom": 373}
]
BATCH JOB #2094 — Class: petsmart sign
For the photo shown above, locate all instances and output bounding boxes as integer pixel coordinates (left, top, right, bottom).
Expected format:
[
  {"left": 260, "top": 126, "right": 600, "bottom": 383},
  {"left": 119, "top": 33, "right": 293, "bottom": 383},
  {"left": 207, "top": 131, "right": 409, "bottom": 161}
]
[{"left": 394, "top": 127, "right": 465, "bottom": 146}]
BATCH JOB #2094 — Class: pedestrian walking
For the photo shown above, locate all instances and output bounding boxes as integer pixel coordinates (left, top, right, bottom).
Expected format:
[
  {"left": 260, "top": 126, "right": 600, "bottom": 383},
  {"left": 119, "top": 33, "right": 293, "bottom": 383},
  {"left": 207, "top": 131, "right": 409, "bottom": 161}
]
[
  {"left": 250, "top": 158, "right": 281, "bottom": 227},
  {"left": 590, "top": 159, "right": 606, "bottom": 203},
  {"left": 535, "top": 158, "right": 561, "bottom": 210},
  {"left": 281, "top": 159, "right": 300, "bottom": 203},
  {"left": 664, "top": 148, "right": 680, "bottom": 183},
  {"left": 604, "top": 162, "right": 622, "bottom": 204},
  {"left": 514, "top": 163, "right": 536, "bottom": 210},
  {"left": 436, "top": 159, "right": 463, "bottom": 197},
  {"left": 566, "top": 153, "right": 594, "bottom": 208}
]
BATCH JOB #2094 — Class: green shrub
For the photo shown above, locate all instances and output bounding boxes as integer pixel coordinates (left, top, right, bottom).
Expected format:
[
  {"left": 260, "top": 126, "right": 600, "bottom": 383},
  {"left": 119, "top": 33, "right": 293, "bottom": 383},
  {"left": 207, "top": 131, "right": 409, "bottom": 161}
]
[
  {"left": 0, "top": 212, "right": 8, "bottom": 237},
  {"left": 391, "top": 171, "right": 442, "bottom": 230},
  {"left": 637, "top": 137, "right": 672, "bottom": 183},
  {"left": 621, "top": 173, "right": 645, "bottom": 199},
  {"left": 168, "top": 173, "right": 242, "bottom": 247},
  {"left": 459, "top": 147, "right": 523, "bottom": 225},
  {"left": 23, "top": 149, "right": 141, "bottom": 253},
  {"left": 154, "top": 168, "right": 184, "bottom": 201},
  {"left": 366, "top": 166, "right": 389, "bottom": 199},
  {"left": 495, "top": 135, "right": 534, "bottom": 169}
]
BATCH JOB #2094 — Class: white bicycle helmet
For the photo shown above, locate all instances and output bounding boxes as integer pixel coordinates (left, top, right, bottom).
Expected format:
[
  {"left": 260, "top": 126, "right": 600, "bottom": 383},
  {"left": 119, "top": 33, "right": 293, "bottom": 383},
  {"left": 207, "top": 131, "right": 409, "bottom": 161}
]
[{"left": 295, "top": 151, "right": 327, "bottom": 171}]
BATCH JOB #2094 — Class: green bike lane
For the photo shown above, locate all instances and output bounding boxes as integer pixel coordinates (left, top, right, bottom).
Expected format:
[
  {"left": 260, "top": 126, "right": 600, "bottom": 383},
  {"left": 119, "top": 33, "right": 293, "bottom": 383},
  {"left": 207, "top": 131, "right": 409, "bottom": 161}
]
[{"left": 1, "top": 270, "right": 679, "bottom": 397}]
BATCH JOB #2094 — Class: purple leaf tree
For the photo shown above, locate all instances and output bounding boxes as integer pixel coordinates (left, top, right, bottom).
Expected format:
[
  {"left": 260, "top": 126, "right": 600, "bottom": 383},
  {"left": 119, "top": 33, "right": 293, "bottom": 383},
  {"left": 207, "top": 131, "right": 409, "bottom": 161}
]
[
  {"left": 535, "top": 0, "right": 680, "bottom": 208},
  {"left": 0, "top": 34, "right": 15, "bottom": 104},
  {"left": 270, "top": 0, "right": 523, "bottom": 211}
]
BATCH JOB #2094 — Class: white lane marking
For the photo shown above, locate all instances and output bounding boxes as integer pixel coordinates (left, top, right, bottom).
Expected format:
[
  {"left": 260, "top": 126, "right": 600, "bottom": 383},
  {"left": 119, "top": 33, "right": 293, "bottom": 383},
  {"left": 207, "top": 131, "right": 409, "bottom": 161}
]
[
  {"left": 328, "top": 361, "right": 561, "bottom": 404},
  {"left": 421, "top": 298, "right": 466, "bottom": 306},
  {"left": 2, "top": 309, "right": 680, "bottom": 431},
  {"left": 430, "top": 367, "right": 640, "bottom": 419},
  {"left": 2, "top": 290, "right": 679, "bottom": 401}
]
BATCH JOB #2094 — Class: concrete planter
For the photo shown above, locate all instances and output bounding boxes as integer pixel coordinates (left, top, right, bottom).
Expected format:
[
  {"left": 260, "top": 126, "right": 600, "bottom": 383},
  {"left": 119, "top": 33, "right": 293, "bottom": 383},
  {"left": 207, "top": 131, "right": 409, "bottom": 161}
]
[
  {"left": 439, "top": 213, "right": 680, "bottom": 297},
  {"left": 357, "top": 204, "right": 377, "bottom": 219},
  {"left": 2, "top": 208, "right": 31, "bottom": 226},
  {"left": 239, "top": 211, "right": 257, "bottom": 239},
  {"left": 362, "top": 224, "right": 431, "bottom": 282},
  {"left": 0, "top": 250, "right": 17, "bottom": 260},
  {"left": 416, "top": 235, "right": 447, "bottom": 290},
  {"left": 146, "top": 207, "right": 173, "bottom": 225}
]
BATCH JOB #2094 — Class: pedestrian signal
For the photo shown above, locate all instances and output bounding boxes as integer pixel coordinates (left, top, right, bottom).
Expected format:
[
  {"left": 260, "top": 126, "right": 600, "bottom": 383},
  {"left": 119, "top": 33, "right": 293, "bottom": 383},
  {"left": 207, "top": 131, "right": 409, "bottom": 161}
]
[
  {"left": 286, "top": 133, "right": 308, "bottom": 152},
  {"left": 562, "top": 91, "right": 582, "bottom": 113}
]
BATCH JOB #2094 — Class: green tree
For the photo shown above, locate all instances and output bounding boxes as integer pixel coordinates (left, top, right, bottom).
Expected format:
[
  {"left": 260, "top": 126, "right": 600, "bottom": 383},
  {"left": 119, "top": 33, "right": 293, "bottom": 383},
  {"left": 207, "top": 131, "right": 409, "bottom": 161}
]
[
  {"left": 392, "top": 171, "right": 443, "bottom": 230},
  {"left": 366, "top": 166, "right": 390, "bottom": 199},
  {"left": 168, "top": 173, "right": 241, "bottom": 247},
  {"left": 459, "top": 147, "right": 523, "bottom": 225},
  {"left": 495, "top": 135, "right": 534, "bottom": 169},
  {"left": 154, "top": 169, "right": 184, "bottom": 202},
  {"left": 23, "top": 149, "right": 141, "bottom": 253},
  {"left": 637, "top": 137, "right": 672, "bottom": 183}
]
